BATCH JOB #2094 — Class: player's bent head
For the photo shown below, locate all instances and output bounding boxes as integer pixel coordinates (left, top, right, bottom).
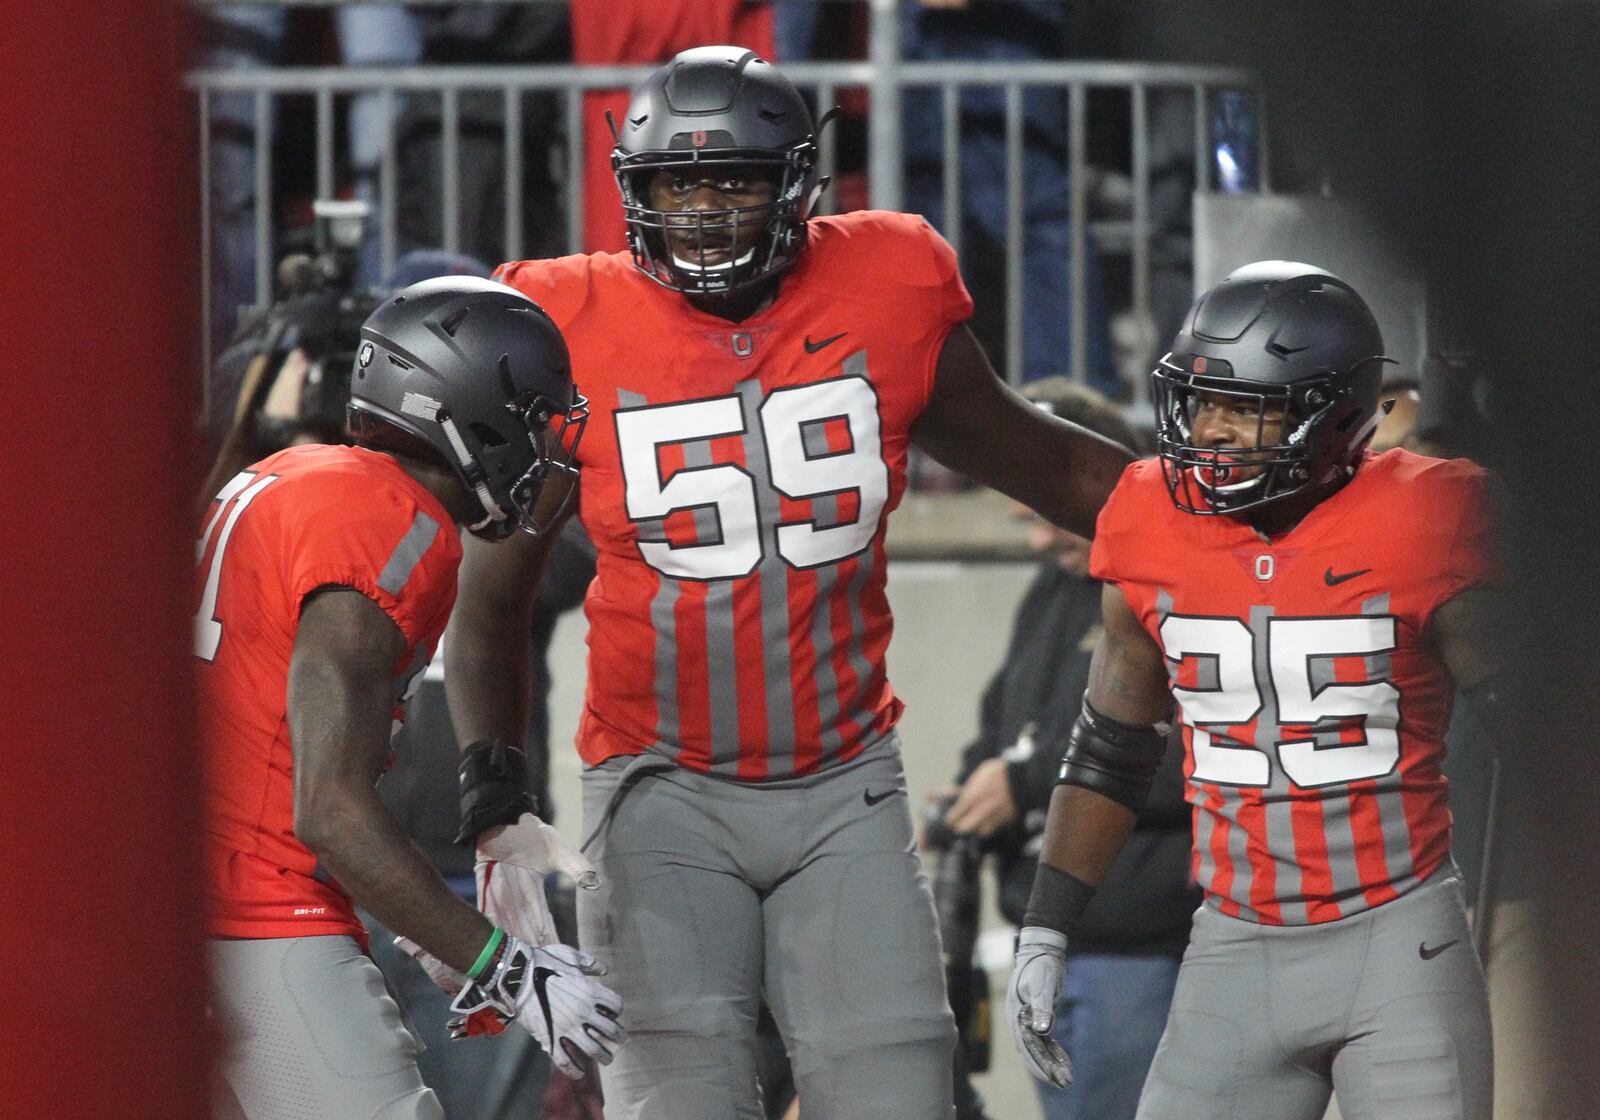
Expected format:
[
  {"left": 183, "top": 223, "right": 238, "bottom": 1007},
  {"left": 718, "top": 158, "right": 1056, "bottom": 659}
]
[
  {"left": 612, "top": 45, "right": 824, "bottom": 299},
  {"left": 346, "top": 277, "right": 588, "bottom": 541},
  {"left": 1150, "top": 261, "right": 1395, "bottom": 517}
]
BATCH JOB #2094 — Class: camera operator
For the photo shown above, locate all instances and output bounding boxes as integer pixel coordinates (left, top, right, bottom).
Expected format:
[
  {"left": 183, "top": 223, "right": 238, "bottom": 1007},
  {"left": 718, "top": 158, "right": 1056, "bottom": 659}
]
[
  {"left": 927, "top": 379, "right": 1199, "bottom": 1120},
  {"left": 201, "top": 202, "right": 405, "bottom": 508}
]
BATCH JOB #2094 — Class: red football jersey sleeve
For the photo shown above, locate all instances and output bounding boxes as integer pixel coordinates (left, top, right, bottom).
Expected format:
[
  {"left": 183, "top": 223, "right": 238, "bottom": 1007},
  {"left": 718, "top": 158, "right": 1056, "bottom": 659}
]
[
  {"left": 498, "top": 211, "right": 972, "bottom": 780},
  {"left": 197, "top": 445, "right": 462, "bottom": 940},
  {"left": 1093, "top": 450, "right": 1500, "bottom": 925}
]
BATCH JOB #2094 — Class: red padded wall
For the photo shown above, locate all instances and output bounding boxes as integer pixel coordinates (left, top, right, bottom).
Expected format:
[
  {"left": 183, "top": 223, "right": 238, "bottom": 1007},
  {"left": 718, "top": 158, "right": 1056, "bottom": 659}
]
[{"left": 0, "top": 4, "right": 206, "bottom": 1116}]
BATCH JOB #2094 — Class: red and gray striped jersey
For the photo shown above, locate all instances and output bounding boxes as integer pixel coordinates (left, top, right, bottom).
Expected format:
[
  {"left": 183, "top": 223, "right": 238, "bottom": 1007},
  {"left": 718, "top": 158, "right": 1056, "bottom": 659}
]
[
  {"left": 1090, "top": 451, "right": 1501, "bottom": 925},
  {"left": 197, "top": 445, "right": 461, "bottom": 939},
  {"left": 496, "top": 211, "right": 973, "bottom": 780}
]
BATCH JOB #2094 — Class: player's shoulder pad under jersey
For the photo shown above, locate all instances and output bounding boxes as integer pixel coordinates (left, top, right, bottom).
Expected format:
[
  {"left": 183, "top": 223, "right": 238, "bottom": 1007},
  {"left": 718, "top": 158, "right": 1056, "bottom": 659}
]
[
  {"left": 1363, "top": 447, "right": 1503, "bottom": 590},
  {"left": 267, "top": 447, "right": 459, "bottom": 620},
  {"left": 806, "top": 210, "right": 969, "bottom": 303},
  {"left": 493, "top": 252, "right": 627, "bottom": 331},
  {"left": 1088, "top": 458, "right": 1169, "bottom": 582}
]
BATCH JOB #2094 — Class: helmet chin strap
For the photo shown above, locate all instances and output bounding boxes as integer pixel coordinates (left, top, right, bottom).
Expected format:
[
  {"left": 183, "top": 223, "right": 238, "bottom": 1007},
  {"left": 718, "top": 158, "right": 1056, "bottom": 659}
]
[{"left": 439, "top": 413, "right": 506, "bottom": 527}]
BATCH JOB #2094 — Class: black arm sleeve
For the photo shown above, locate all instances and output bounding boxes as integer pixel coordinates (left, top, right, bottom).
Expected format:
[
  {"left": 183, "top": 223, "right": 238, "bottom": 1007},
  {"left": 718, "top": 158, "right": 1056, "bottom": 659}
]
[{"left": 1056, "top": 701, "right": 1168, "bottom": 814}]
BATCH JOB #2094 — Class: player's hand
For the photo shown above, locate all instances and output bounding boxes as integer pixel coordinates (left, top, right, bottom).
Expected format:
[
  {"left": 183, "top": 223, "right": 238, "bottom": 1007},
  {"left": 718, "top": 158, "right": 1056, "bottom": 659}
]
[
  {"left": 392, "top": 936, "right": 509, "bottom": 1039},
  {"left": 479, "top": 812, "right": 600, "bottom": 886},
  {"left": 947, "top": 758, "right": 1020, "bottom": 837},
  {"left": 477, "top": 812, "right": 599, "bottom": 947},
  {"left": 449, "top": 935, "right": 626, "bottom": 1079},
  {"left": 1007, "top": 926, "right": 1073, "bottom": 1088}
]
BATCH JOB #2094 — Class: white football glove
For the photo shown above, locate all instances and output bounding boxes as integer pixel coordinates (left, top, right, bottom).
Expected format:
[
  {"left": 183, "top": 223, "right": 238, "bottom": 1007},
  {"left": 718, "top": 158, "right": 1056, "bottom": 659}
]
[
  {"left": 1007, "top": 926, "right": 1073, "bottom": 1088},
  {"left": 477, "top": 812, "right": 599, "bottom": 948},
  {"left": 447, "top": 934, "right": 625, "bottom": 1080}
]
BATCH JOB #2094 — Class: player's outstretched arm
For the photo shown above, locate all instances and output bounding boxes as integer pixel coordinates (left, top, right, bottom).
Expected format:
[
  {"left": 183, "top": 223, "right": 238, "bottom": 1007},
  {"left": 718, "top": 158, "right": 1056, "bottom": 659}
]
[
  {"left": 289, "top": 587, "right": 497, "bottom": 974},
  {"left": 910, "top": 323, "right": 1134, "bottom": 539},
  {"left": 1009, "top": 583, "right": 1172, "bottom": 1088}
]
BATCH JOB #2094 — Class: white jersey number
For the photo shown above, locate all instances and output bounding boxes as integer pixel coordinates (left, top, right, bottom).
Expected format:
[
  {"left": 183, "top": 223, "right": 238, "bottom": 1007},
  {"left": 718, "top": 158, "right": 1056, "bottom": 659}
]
[
  {"left": 194, "top": 470, "right": 278, "bottom": 661},
  {"left": 615, "top": 377, "right": 888, "bottom": 581},
  {"left": 1159, "top": 614, "right": 1401, "bottom": 789}
]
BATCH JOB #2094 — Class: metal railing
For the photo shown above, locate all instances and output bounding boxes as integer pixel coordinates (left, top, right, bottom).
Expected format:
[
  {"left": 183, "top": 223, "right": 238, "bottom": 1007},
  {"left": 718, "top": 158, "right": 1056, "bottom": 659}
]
[{"left": 188, "top": 25, "right": 1262, "bottom": 392}]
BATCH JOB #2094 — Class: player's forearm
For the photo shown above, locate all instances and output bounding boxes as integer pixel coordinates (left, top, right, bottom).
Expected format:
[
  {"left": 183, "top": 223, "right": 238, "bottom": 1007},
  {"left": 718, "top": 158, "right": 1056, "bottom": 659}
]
[
  {"left": 295, "top": 781, "right": 493, "bottom": 974},
  {"left": 1036, "top": 783, "right": 1138, "bottom": 889},
  {"left": 1001, "top": 414, "right": 1133, "bottom": 540},
  {"left": 445, "top": 597, "right": 536, "bottom": 748}
]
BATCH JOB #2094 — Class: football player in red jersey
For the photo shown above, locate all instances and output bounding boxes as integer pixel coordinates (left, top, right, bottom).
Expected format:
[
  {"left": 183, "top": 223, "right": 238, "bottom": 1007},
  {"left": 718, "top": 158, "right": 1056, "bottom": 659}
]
[
  {"left": 446, "top": 46, "right": 1133, "bottom": 1120},
  {"left": 200, "top": 278, "right": 625, "bottom": 1120},
  {"left": 1009, "top": 262, "right": 1508, "bottom": 1119}
]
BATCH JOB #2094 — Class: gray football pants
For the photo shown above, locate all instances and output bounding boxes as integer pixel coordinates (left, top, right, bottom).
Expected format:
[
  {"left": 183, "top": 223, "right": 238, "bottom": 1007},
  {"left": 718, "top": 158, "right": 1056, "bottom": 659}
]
[
  {"left": 210, "top": 935, "right": 443, "bottom": 1120},
  {"left": 578, "top": 736, "right": 958, "bottom": 1120},
  {"left": 1136, "top": 866, "right": 1492, "bottom": 1120}
]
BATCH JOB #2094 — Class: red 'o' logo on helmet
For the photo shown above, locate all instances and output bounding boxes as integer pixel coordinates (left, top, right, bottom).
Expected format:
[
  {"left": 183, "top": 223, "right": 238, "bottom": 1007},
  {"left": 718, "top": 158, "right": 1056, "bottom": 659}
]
[
  {"left": 692, "top": 130, "right": 709, "bottom": 148},
  {"left": 1193, "top": 356, "right": 1208, "bottom": 374}
]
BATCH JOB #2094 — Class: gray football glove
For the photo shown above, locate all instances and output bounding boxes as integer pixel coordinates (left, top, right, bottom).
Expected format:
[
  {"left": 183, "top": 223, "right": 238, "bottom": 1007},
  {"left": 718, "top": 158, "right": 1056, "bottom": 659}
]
[{"left": 1007, "top": 926, "right": 1073, "bottom": 1088}]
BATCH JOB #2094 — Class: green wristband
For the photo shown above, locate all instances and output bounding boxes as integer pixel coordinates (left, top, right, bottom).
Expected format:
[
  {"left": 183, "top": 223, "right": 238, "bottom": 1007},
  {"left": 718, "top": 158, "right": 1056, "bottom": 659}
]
[{"left": 467, "top": 927, "right": 506, "bottom": 982}]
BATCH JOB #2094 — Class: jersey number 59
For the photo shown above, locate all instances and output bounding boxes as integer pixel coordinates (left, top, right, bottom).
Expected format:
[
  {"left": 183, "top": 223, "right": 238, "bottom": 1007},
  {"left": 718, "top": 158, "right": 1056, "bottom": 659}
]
[{"left": 615, "top": 376, "right": 889, "bottom": 581}]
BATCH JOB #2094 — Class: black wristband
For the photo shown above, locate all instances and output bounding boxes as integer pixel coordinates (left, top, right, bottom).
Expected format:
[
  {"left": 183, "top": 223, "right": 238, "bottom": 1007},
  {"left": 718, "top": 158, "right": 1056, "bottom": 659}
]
[
  {"left": 1023, "top": 862, "right": 1097, "bottom": 936},
  {"left": 454, "top": 739, "right": 539, "bottom": 846}
]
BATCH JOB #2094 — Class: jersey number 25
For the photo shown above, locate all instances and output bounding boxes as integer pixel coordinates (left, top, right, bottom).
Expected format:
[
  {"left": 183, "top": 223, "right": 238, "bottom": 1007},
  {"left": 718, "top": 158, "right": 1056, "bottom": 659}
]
[{"left": 1160, "top": 614, "right": 1402, "bottom": 789}]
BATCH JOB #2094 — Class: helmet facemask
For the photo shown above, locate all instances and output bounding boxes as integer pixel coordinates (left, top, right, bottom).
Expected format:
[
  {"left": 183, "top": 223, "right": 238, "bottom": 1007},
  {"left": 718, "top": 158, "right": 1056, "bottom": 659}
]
[
  {"left": 448, "top": 388, "right": 589, "bottom": 542},
  {"left": 348, "top": 387, "right": 588, "bottom": 543},
  {"left": 615, "top": 144, "right": 818, "bottom": 298},
  {"left": 1153, "top": 354, "right": 1379, "bottom": 517}
]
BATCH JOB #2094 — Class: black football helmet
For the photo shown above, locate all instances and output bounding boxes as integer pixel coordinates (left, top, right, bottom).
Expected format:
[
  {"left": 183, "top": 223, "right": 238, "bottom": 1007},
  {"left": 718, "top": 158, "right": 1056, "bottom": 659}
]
[
  {"left": 612, "top": 45, "right": 824, "bottom": 297},
  {"left": 347, "top": 277, "right": 587, "bottom": 541},
  {"left": 1152, "top": 261, "right": 1394, "bottom": 516}
]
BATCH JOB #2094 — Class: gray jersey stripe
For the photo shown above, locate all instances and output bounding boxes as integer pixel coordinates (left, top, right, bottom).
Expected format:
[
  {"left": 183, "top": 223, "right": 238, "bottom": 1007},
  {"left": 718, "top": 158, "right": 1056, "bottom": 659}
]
[
  {"left": 1250, "top": 604, "right": 1307, "bottom": 924},
  {"left": 735, "top": 379, "right": 798, "bottom": 778},
  {"left": 830, "top": 543, "right": 878, "bottom": 771},
  {"left": 1363, "top": 592, "right": 1419, "bottom": 893},
  {"left": 672, "top": 434, "right": 741, "bottom": 771},
  {"left": 650, "top": 578, "right": 683, "bottom": 755},
  {"left": 811, "top": 551, "right": 845, "bottom": 760},
  {"left": 703, "top": 579, "right": 741, "bottom": 770},
  {"left": 1193, "top": 784, "right": 1219, "bottom": 897},
  {"left": 377, "top": 510, "right": 441, "bottom": 595},
  {"left": 620, "top": 388, "right": 681, "bottom": 756}
]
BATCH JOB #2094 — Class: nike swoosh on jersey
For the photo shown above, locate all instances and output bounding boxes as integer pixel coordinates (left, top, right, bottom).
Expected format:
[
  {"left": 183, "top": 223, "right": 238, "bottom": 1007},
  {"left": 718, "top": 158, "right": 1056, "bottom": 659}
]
[
  {"left": 804, "top": 332, "right": 847, "bottom": 353},
  {"left": 863, "top": 788, "right": 903, "bottom": 807},
  {"left": 1324, "top": 566, "right": 1373, "bottom": 586}
]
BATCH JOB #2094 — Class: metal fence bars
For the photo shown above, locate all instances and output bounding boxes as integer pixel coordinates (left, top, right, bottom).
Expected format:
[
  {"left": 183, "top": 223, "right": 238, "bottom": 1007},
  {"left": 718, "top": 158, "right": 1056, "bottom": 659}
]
[{"left": 187, "top": 56, "right": 1264, "bottom": 396}]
